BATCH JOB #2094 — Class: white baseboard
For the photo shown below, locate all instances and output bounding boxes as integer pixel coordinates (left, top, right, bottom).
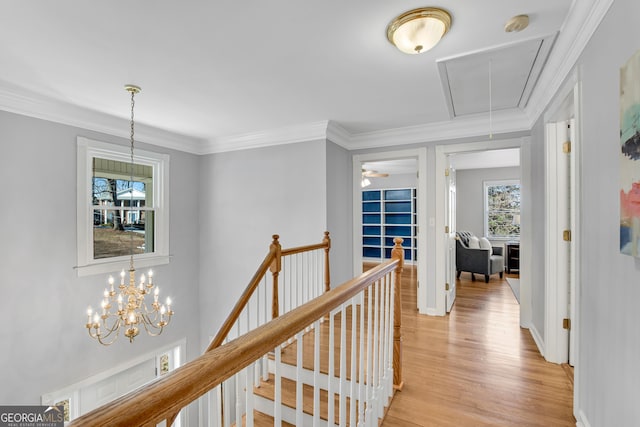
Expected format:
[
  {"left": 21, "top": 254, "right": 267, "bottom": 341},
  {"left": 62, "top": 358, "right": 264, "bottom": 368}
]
[
  {"left": 529, "top": 323, "right": 545, "bottom": 357},
  {"left": 576, "top": 409, "right": 591, "bottom": 427},
  {"left": 424, "top": 307, "right": 440, "bottom": 316}
]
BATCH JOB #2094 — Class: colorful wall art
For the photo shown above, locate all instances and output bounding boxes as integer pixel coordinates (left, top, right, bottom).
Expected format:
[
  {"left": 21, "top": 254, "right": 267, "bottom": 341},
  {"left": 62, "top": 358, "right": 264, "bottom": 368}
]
[{"left": 620, "top": 49, "right": 640, "bottom": 256}]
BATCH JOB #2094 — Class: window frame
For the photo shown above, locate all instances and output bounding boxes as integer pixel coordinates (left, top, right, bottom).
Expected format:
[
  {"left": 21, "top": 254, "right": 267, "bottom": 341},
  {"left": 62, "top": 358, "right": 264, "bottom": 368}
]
[
  {"left": 483, "top": 179, "right": 521, "bottom": 241},
  {"left": 76, "top": 136, "right": 170, "bottom": 276}
]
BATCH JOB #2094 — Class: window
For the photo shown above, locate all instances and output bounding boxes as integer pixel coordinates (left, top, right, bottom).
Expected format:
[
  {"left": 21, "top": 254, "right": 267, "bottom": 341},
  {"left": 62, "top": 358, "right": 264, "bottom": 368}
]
[
  {"left": 77, "top": 137, "right": 169, "bottom": 276},
  {"left": 484, "top": 180, "right": 520, "bottom": 240}
]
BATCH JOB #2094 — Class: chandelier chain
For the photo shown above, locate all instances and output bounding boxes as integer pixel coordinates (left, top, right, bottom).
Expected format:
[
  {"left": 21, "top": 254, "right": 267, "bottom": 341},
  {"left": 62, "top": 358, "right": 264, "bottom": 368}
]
[
  {"left": 129, "top": 88, "right": 135, "bottom": 271},
  {"left": 85, "top": 84, "right": 173, "bottom": 345}
]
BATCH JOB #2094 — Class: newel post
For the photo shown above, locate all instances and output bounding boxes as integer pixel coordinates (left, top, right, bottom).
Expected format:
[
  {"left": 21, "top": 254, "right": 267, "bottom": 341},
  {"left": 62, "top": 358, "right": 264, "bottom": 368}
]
[
  {"left": 391, "top": 237, "right": 404, "bottom": 390},
  {"left": 270, "top": 235, "right": 282, "bottom": 319},
  {"left": 323, "top": 231, "right": 331, "bottom": 293}
]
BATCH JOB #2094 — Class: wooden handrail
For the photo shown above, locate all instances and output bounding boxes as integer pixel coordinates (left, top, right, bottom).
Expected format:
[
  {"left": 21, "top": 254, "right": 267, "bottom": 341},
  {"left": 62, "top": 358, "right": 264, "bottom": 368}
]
[
  {"left": 207, "top": 232, "right": 331, "bottom": 351},
  {"left": 206, "top": 235, "right": 280, "bottom": 352},
  {"left": 68, "top": 255, "right": 402, "bottom": 427}
]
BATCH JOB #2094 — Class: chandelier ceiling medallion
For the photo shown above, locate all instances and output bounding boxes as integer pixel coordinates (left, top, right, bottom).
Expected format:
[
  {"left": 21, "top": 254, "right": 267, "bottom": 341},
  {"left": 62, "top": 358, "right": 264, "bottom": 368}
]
[
  {"left": 86, "top": 85, "right": 174, "bottom": 345},
  {"left": 386, "top": 7, "right": 452, "bottom": 54}
]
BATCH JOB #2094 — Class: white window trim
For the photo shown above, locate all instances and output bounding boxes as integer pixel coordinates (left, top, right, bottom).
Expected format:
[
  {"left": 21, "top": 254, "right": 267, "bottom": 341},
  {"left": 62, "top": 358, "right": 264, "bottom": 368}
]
[
  {"left": 483, "top": 179, "right": 520, "bottom": 241},
  {"left": 76, "top": 136, "right": 170, "bottom": 277}
]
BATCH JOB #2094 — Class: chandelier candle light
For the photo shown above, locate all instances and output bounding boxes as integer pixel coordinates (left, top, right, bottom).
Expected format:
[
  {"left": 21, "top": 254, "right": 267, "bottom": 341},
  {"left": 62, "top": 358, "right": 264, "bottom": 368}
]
[{"left": 86, "top": 85, "right": 173, "bottom": 345}]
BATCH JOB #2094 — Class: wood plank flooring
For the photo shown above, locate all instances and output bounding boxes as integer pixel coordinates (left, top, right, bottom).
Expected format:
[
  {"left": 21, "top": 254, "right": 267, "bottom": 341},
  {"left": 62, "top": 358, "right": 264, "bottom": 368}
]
[{"left": 380, "top": 264, "right": 575, "bottom": 426}]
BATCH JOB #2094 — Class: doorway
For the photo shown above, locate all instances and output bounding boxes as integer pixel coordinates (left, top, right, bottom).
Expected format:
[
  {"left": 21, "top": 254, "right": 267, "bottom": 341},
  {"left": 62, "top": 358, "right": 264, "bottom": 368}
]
[
  {"left": 435, "top": 139, "right": 529, "bottom": 324},
  {"left": 353, "top": 149, "right": 427, "bottom": 313}
]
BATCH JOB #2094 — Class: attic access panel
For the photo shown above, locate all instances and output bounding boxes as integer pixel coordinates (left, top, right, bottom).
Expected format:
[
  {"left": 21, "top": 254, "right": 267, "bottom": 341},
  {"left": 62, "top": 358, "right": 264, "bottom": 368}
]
[{"left": 437, "top": 34, "right": 557, "bottom": 117}]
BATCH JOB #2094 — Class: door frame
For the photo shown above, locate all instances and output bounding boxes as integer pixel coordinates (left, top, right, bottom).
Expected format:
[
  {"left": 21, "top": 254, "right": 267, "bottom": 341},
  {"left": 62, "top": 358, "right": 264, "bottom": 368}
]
[
  {"left": 435, "top": 139, "right": 530, "bottom": 323},
  {"left": 543, "top": 74, "right": 582, "bottom": 365},
  {"left": 353, "top": 148, "right": 428, "bottom": 313}
]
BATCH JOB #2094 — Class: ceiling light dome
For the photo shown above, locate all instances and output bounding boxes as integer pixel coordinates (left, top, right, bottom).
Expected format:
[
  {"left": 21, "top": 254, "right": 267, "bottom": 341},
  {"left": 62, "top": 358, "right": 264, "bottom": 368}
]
[{"left": 387, "top": 7, "right": 452, "bottom": 54}]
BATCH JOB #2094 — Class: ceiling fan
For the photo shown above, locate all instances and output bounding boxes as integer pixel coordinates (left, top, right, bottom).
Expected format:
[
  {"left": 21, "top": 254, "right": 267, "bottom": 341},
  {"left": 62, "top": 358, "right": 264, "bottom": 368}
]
[
  {"left": 361, "top": 169, "right": 388, "bottom": 187},
  {"left": 362, "top": 169, "right": 389, "bottom": 178}
]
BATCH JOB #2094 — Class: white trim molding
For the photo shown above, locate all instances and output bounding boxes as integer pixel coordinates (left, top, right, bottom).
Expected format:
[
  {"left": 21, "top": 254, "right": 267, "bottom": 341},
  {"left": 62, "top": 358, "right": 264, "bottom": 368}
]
[{"left": 76, "top": 137, "right": 170, "bottom": 276}]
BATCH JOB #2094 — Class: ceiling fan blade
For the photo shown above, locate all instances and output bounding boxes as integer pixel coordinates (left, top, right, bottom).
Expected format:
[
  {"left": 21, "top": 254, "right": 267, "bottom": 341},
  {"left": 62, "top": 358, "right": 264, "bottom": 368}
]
[{"left": 363, "top": 170, "right": 389, "bottom": 178}]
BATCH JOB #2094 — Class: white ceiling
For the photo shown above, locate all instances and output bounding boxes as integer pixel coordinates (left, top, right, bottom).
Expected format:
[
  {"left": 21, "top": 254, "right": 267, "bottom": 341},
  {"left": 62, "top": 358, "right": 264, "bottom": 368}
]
[{"left": 0, "top": 1, "right": 604, "bottom": 154}]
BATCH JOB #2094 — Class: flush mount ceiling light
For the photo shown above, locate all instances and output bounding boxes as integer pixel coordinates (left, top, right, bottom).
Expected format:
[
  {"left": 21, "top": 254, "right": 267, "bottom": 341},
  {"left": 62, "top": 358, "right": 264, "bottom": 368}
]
[
  {"left": 504, "top": 14, "right": 529, "bottom": 33},
  {"left": 387, "top": 7, "right": 452, "bottom": 54}
]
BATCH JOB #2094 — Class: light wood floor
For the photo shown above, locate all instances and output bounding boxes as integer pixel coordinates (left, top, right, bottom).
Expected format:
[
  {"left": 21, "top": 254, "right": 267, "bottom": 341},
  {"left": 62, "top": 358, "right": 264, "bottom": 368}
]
[{"left": 379, "top": 265, "right": 575, "bottom": 427}]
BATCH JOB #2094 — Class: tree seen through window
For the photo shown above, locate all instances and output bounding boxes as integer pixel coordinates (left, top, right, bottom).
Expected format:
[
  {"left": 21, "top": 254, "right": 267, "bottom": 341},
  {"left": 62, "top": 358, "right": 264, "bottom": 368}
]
[{"left": 485, "top": 181, "right": 520, "bottom": 239}]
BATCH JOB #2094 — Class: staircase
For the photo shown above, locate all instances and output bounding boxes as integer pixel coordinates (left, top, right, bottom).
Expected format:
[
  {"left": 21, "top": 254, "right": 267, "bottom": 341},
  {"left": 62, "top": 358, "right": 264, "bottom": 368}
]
[
  {"left": 68, "top": 232, "right": 404, "bottom": 427},
  {"left": 220, "top": 285, "right": 397, "bottom": 427}
]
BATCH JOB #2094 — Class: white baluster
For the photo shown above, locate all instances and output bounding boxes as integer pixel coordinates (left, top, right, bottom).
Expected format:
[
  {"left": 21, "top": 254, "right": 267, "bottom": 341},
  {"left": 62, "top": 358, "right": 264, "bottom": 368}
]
[
  {"left": 295, "top": 331, "right": 304, "bottom": 426},
  {"left": 313, "top": 318, "right": 321, "bottom": 426},
  {"left": 372, "top": 280, "right": 380, "bottom": 423},
  {"left": 388, "top": 273, "right": 396, "bottom": 401},
  {"left": 222, "top": 381, "right": 231, "bottom": 427},
  {"left": 328, "top": 308, "right": 336, "bottom": 426},
  {"left": 365, "top": 285, "right": 373, "bottom": 426},
  {"left": 357, "top": 292, "right": 366, "bottom": 426},
  {"left": 379, "top": 276, "right": 388, "bottom": 413},
  {"left": 245, "top": 362, "right": 254, "bottom": 426},
  {"left": 235, "top": 369, "right": 241, "bottom": 426},
  {"left": 274, "top": 344, "right": 282, "bottom": 426},
  {"left": 350, "top": 298, "right": 358, "bottom": 426},
  {"left": 339, "top": 304, "right": 347, "bottom": 427}
]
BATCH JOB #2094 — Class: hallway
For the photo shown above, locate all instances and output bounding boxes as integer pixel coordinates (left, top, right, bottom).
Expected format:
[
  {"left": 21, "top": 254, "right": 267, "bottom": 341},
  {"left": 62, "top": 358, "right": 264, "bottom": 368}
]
[{"left": 382, "top": 266, "right": 575, "bottom": 426}]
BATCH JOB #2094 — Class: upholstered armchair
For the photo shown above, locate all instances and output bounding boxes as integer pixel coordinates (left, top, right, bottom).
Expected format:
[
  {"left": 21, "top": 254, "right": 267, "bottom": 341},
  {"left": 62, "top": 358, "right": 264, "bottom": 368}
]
[{"left": 455, "top": 231, "right": 504, "bottom": 283}]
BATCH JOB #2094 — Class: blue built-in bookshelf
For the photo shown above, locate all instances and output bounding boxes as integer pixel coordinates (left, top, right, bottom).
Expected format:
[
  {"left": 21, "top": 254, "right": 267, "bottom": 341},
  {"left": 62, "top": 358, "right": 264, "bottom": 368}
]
[{"left": 362, "top": 188, "right": 416, "bottom": 262}]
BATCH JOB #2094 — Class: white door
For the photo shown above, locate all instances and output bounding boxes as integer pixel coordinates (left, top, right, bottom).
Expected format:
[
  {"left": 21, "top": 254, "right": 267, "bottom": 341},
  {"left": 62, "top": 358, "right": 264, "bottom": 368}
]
[
  {"left": 445, "top": 164, "right": 457, "bottom": 312},
  {"left": 568, "top": 118, "right": 576, "bottom": 366}
]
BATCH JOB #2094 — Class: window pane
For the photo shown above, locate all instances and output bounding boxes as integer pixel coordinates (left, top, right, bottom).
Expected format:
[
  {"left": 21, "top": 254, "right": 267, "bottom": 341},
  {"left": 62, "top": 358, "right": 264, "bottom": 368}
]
[
  {"left": 488, "top": 211, "right": 520, "bottom": 237},
  {"left": 486, "top": 181, "right": 521, "bottom": 238},
  {"left": 93, "top": 210, "right": 155, "bottom": 259},
  {"left": 487, "top": 184, "right": 520, "bottom": 211},
  {"left": 92, "top": 157, "right": 155, "bottom": 259}
]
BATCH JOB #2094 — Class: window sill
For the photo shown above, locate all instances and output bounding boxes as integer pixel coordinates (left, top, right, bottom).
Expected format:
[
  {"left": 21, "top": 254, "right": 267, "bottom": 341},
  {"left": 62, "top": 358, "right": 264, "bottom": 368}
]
[{"left": 75, "top": 255, "right": 170, "bottom": 277}]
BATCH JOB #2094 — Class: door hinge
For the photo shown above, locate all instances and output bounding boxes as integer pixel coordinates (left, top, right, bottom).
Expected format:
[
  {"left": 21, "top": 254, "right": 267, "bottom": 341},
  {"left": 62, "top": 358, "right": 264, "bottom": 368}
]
[
  {"left": 563, "top": 230, "right": 572, "bottom": 242},
  {"left": 445, "top": 282, "right": 450, "bottom": 291},
  {"left": 563, "top": 318, "right": 571, "bottom": 330},
  {"left": 563, "top": 141, "right": 571, "bottom": 154},
  {"left": 445, "top": 225, "right": 450, "bottom": 233},
  {"left": 445, "top": 168, "right": 450, "bottom": 176}
]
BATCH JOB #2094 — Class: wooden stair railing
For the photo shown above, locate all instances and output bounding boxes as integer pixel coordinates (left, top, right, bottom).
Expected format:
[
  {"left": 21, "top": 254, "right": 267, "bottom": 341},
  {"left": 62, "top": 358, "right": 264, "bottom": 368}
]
[
  {"left": 68, "top": 235, "right": 404, "bottom": 427},
  {"left": 208, "top": 231, "right": 331, "bottom": 352}
]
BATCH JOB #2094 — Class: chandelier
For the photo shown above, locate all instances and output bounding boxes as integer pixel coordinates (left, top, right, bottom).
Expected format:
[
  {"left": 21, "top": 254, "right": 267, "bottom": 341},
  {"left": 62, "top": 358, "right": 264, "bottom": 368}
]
[{"left": 85, "top": 84, "right": 174, "bottom": 345}]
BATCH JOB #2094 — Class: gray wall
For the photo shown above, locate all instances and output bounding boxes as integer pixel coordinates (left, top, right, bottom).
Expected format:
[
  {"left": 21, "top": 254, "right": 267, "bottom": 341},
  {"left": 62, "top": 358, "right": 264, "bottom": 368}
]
[
  {"left": 456, "top": 166, "right": 520, "bottom": 238},
  {"left": 570, "top": 0, "right": 640, "bottom": 423},
  {"left": 0, "top": 111, "right": 202, "bottom": 416},
  {"left": 326, "top": 141, "right": 353, "bottom": 286},
  {"left": 528, "top": 117, "right": 547, "bottom": 342},
  {"left": 197, "top": 140, "right": 328, "bottom": 347}
]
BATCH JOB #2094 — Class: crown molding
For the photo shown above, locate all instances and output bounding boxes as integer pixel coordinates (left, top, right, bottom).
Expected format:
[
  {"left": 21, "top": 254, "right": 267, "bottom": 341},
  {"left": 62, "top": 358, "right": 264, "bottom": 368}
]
[
  {"left": 0, "top": 82, "right": 205, "bottom": 154},
  {"left": 343, "top": 110, "right": 531, "bottom": 151},
  {"left": 201, "top": 120, "right": 330, "bottom": 154},
  {"left": 524, "top": 0, "right": 613, "bottom": 127}
]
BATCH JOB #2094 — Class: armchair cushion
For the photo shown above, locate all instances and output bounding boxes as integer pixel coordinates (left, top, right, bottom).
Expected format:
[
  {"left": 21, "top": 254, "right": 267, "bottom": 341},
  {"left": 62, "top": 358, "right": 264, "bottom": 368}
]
[{"left": 479, "top": 237, "right": 492, "bottom": 254}]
